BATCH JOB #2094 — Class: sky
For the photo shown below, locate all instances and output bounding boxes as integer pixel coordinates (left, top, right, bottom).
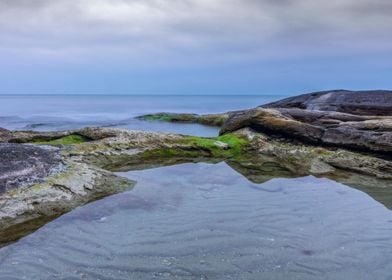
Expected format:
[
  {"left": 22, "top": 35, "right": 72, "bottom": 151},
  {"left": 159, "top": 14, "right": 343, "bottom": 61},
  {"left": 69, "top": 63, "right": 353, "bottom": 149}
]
[{"left": 0, "top": 0, "right": 391, "bottom": 95}]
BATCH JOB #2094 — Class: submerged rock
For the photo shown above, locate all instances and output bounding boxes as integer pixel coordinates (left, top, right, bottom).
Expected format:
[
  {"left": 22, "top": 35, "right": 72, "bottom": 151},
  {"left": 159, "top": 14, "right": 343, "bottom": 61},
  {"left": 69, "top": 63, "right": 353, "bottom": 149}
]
[{"left": 262, "top": 89, "right": 392, "bottom": 116}]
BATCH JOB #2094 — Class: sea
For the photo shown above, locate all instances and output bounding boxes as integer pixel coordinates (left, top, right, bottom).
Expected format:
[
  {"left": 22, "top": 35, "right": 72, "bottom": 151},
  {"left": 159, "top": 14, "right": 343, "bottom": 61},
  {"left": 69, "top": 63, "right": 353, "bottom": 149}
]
[{"left": 0, "top": 94, "right": 284, "bottom": 136}]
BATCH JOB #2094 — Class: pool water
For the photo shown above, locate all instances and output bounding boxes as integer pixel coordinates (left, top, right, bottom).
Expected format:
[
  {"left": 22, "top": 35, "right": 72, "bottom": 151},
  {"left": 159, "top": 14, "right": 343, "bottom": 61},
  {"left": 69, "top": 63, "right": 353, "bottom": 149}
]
[{"left": 1, "top": 162, "right": 392, "bottom": 279}]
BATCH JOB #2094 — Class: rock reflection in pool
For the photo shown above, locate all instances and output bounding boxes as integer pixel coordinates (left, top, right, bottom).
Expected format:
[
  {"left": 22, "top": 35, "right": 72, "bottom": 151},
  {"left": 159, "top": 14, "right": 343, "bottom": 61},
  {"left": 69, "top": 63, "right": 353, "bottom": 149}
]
[{"left": 1, "top": 162, "right": 392, "bottom": 280}]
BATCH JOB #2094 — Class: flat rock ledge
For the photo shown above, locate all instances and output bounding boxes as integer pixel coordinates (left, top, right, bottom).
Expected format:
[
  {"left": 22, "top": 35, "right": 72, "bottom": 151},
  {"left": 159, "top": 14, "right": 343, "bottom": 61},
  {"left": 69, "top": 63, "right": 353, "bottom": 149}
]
[{"left": 220, "top": 107, "right": 392, "bottom": 154}]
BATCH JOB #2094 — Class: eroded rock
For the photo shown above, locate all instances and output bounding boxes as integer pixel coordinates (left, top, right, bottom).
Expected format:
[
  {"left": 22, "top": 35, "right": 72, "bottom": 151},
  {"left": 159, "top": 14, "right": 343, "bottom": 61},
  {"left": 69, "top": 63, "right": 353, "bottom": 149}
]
[
  {"left": 262, "top": 89, "right": 392, "bottom": 116},
  {"left": 221, "top": 107, "right": 392, "bottom": 154}
]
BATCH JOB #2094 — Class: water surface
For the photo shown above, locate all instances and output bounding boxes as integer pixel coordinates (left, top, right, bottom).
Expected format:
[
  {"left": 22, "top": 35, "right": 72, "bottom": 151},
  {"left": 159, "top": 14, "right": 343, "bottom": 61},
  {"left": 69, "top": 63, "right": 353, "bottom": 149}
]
[
  {"left": 1, "top": 162, "right": 392, "bottom": 279},
  {"left": 0, "top": 95, "right": 285, "bottom": 136}
]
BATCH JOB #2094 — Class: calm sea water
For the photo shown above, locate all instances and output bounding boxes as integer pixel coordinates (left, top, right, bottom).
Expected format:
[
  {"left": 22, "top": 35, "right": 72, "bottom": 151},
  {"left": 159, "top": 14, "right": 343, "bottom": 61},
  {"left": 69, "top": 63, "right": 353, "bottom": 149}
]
[
  {"left": 1, "top": 163, "right": 392, "bottom": 279},
  {"left": 0, "top": 95, "right": 286, "bottom": 136}
]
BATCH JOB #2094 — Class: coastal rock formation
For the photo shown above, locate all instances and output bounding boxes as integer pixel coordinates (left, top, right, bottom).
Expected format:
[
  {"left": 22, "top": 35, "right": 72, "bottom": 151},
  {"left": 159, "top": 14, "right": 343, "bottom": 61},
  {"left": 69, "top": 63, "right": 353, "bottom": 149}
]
[
  {"left": 0, "top": 127, "right": 250, "bottom": 245},
  {"left": 1, "top": 126, "right": 392, "bottom": 246},
  {"left": 220, "top": 107, "right": 392, "bottom": 154},
  {"left": 262, "top": 89, "right": 392, "bottom": 116},
  {"left": 2, "top": 90, "right": 392, "bottom": 247}
]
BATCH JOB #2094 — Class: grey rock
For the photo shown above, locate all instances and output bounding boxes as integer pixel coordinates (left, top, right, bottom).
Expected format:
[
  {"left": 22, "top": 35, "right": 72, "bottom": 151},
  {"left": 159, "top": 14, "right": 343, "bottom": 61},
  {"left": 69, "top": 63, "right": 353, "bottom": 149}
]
[
  {"left": 262, "top": 89, "right": 392, "bottom": 116},
  {"left": 0, "top": 144, "right": 63, "bottom": 194},
  {"left": 221, "top": 107, "right": 392, "bottom": 154}
]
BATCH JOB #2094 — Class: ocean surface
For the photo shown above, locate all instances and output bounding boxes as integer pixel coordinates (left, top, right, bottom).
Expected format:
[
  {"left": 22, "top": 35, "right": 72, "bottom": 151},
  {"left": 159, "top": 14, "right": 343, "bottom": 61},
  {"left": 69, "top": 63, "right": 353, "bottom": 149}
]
[
  {"left": 1, "top": 95, "right": 392, "bottom": 279},
  {"left": 0, "top": 95, "right": 286, "bottom": 136}
]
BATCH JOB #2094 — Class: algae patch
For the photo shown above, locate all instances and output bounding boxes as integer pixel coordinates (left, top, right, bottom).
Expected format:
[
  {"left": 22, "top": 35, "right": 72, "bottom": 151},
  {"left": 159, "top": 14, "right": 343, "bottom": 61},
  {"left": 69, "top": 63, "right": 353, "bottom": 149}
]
[
  {"left": 167, "top": 134, "right": 249, "bottom": 158},
  {"left": 32, "top": 134, "right": 90, "bottom": 145},
  {"left": 136, "top": 112, "right": 228, "bottom": 127},
  {"left": 137, "top": 113, "right": 197, "bottom": 122}
]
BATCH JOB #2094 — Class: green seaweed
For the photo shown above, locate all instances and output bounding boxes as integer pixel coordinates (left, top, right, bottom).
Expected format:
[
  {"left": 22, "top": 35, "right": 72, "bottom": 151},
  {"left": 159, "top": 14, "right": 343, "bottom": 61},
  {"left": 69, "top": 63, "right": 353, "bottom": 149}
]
[
  {"left": 136, "top": 112, "right": 226, "bottom": 126},
  {"left": 138, "top": 113, "right": 175, "bottom": 122},
  {"left": 32, "top": 134, "right": 89, "bottom": 145}
]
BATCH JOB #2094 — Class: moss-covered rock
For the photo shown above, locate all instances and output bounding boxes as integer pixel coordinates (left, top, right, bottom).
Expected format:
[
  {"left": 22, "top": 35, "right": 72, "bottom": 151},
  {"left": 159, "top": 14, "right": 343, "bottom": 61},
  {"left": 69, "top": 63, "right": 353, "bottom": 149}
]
[
  {"left": 0, "top": 158, "right": 135, "bottom": 246},
  {"left": 136, "top": 112, "right": 229, "bottom": 127},
  {"left": 32, "top": 134, "right": 90, "bottom": 145}
]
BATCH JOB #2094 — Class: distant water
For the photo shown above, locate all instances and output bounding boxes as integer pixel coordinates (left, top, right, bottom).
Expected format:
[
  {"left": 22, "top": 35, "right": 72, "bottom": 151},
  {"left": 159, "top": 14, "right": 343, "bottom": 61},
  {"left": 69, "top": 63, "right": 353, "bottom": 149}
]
[
  {"left": 0, "top": 95, "right": 287, "bottom": 136},
  {"left": 1, "top": 162, "right": 392, "bottom": 279}
]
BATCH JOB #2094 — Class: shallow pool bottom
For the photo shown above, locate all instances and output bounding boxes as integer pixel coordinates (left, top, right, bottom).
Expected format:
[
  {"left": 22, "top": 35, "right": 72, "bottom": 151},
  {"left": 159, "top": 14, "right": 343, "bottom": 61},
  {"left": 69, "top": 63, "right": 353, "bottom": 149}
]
[{"left": 1, "top": 162, "right": 392, "bottom": 280}]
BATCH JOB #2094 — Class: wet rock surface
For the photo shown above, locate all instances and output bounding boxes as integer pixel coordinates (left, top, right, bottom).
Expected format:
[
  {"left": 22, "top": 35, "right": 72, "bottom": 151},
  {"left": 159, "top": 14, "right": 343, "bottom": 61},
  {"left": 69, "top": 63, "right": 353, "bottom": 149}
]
[
  {"left": 262, "top": 89, "right": 392, "bottom": 116},
  {"left": 0, "top": 143, "right": 62, "bottom": 194}
]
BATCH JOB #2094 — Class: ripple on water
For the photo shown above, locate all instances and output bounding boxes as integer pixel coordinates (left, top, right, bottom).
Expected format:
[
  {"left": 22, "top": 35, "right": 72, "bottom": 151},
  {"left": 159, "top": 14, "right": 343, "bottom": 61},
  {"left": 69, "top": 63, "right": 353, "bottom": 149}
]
[{"left": 1, "top": 162, "right": 392, "bottom": 280}]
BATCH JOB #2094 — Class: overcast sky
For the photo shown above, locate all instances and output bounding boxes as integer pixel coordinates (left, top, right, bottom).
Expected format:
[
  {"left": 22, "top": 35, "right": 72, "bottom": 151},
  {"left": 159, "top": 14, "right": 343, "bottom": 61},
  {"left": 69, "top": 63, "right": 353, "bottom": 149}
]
[{"left": 0, "top": 0, "right": 391, "bottom": 94}]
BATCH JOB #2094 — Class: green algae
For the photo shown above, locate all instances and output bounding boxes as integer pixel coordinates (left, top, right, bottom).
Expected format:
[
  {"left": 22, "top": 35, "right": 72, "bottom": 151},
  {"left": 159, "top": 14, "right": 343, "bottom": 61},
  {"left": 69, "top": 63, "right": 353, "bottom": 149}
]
[
  {"left": 138, "top": 113, "right": 175, "bottom": 122},
  {"left": 137, "top": 113, "right": 198, "bottom": 122},
  {"left": 32, "top": 134, "right": 90, "bottom": 145},
  {"left": 133, "top": 134, "right": 249, "bottom": 160},
  {"left": 185, "top": 134, "right": 248, "bottom": 156},
  {"left": 136, "top": 112, "right": 227, "bottom": 127}
]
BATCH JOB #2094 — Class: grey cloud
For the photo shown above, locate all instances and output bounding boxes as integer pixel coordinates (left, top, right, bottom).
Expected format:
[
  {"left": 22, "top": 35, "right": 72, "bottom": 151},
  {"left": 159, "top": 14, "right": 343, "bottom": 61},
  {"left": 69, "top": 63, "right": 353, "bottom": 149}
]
[{"left": 0, "top": 0, "right": 391, "bottom": 64}]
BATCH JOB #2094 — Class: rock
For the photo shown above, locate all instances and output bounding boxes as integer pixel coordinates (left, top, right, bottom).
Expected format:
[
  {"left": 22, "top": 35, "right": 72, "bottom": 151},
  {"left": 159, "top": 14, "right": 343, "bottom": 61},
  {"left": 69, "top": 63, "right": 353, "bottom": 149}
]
[
  {"left": 0, "top": 128, "right": 249, "bottom": 246},
  {"left": 221, "top": 108, "right": 325, "bottom": 143},
  {"left": 0, "top": 128, "right": 11, "bottom": 142},
  {"left": 213, "top": 141, "right": 229, "bottom": 149},
  {"left": 225, "top": 128, "right": 392, "bottom": 208},
  {"left": 221, "top": 107, "right": 392, "bottom": 154},
  {"left": 0, "top": 143, "right": 63, "bottom": 194},
  {"left": 137, "top": 112, "right": 199, "bottom": 122},
  {"left": 0, "top": 161, "right": 135, "bottom": 246},
  {"left": 1, "top": 130, "right": 76, "bottom": 143},
  {"left": 1, "top": 125, "right": 392, "bottom": 247},
  {"left": 198, "top": 114, "right": 229, "bottom": 126},
  {"left": 262, "top": 89, "right": 392, "bottom": 116},
  {"left": 136, "top": 112, "right": 229, "bottom": 127}
]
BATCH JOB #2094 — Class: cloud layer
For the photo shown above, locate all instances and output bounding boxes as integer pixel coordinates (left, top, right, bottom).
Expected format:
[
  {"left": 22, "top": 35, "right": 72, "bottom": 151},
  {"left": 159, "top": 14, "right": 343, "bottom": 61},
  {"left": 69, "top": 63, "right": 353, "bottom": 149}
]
[
  {"left": 1, "top": 0, "right": 391, "bottom": 60},
  {"left": 0, "top": 0, "right": 391, "bottom": 93}
]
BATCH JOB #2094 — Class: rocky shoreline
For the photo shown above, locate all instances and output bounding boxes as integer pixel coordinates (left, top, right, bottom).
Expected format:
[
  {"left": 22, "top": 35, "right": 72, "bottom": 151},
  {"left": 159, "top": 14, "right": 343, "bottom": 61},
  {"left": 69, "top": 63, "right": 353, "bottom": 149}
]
[{"left": 1, "top": 90, "right": 392, "bottom": 246}]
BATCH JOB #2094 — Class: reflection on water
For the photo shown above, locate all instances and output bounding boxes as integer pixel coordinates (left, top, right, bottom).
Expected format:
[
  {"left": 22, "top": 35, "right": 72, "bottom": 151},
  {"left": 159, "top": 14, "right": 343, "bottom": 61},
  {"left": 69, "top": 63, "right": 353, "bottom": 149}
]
[{"left": 1, "top": 162, "right": 392, "bottom": 280}]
